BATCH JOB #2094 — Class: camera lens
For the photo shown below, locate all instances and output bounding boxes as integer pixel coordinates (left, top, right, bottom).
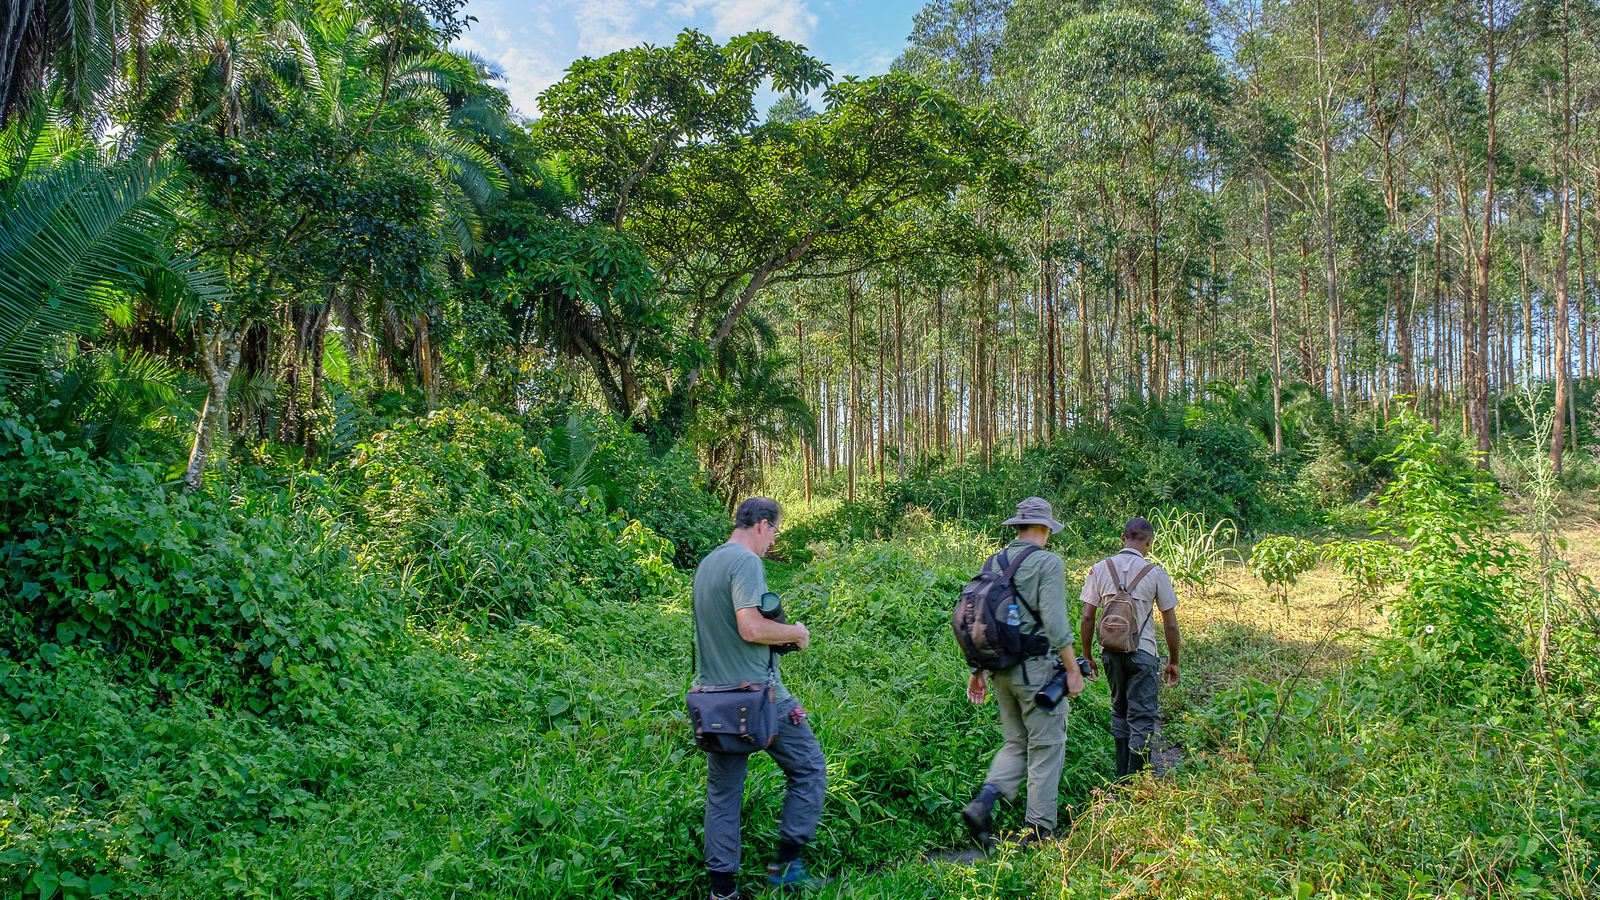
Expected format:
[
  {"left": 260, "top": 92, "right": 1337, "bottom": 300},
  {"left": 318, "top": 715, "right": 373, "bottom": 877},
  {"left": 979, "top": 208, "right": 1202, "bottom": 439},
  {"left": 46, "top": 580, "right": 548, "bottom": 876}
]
[{"left": 1033, "top": 677, "right": 1067, "bottom": 710}]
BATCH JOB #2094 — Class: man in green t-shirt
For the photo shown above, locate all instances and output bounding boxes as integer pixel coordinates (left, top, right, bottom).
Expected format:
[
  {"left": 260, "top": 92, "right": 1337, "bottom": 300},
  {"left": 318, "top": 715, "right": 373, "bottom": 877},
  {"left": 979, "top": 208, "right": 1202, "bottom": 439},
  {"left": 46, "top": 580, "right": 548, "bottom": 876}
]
[{"left": 694, "top": 498, "right": 824, "bottom": 900}]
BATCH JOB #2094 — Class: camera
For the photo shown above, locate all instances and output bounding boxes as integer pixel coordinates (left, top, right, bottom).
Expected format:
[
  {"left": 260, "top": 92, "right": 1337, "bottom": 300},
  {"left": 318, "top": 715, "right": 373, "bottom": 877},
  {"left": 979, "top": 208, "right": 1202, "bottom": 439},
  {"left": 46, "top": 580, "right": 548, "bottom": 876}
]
[
  {"left": 759, "top": 591, "right": 801, "bottom": 654},
  {"left": 1033, "top": 658, "right": 1093, "bottom": 710}
]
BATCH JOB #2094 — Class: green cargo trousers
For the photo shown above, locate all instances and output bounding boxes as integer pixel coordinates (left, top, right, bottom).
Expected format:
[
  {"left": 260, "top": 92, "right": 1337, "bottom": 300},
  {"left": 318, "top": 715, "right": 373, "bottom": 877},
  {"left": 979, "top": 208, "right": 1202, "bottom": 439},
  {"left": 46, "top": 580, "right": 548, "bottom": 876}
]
[{"left": 982, "top": 659, "right": 1069, "bottom": 831}]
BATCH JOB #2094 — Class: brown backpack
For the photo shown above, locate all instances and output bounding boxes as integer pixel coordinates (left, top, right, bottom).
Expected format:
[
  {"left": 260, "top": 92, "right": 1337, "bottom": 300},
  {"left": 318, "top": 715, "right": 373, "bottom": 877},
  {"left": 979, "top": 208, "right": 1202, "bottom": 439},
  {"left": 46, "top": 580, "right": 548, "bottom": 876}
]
[{"left": 1095, "top": 556, "right": 1156, "bottom": 653}]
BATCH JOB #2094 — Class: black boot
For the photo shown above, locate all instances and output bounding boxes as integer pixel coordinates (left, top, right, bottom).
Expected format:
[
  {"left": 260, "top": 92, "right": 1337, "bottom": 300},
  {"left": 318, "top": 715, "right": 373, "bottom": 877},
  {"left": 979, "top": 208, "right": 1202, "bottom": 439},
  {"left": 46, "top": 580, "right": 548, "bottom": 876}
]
[
  {"left": 1127, "top": 747, "right": 1148, "bottom": 777},
  {"left": 1114, "top": 737, "right": 1131, "bottom": 778},
  {"left": 961, "top": 785, "right": 1000, "bottom": 851}
]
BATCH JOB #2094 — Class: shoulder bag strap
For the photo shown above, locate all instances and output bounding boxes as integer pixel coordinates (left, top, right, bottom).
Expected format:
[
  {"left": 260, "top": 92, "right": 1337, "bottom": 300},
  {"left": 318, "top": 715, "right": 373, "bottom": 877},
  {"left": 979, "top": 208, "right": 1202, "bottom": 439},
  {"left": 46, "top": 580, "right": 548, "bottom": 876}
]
[{"left": 690, "top": 597, "right": 777, "bottom": 686}]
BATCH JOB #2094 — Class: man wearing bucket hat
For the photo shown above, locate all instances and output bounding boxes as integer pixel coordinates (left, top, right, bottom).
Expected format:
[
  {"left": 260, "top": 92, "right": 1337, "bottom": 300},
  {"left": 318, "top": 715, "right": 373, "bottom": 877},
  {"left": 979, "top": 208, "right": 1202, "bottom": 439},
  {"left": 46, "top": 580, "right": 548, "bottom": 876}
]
[{"left": 959, "top": 497, "right": 1081, "bottom": 848}]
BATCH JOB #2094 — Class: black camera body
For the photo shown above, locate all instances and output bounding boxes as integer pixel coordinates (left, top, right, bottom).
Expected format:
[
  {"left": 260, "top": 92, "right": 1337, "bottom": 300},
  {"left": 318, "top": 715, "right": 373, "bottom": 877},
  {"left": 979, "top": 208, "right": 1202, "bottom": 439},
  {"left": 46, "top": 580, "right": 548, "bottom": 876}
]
[
  {"left": 1033, "top": 658, "right": 1093, "bottom": 710},
  {"left": 759, "top": 591, "right": 800, "bottom": 654}
]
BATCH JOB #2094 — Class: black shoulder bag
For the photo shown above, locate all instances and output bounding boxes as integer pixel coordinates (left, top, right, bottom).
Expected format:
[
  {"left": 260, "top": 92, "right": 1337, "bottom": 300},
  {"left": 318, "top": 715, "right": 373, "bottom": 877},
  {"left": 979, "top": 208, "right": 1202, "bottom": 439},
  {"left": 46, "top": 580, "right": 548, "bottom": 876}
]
[{"left": 684, "top": 599, "right": 780, "bottom": 755}]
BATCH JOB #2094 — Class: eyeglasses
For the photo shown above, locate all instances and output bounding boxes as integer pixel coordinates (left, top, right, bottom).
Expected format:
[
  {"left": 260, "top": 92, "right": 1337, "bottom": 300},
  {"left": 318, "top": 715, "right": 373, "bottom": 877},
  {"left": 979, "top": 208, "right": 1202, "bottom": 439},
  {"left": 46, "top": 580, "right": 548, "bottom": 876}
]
[{"left": 765, "top": 520, "right": 782, "bottom": 536}]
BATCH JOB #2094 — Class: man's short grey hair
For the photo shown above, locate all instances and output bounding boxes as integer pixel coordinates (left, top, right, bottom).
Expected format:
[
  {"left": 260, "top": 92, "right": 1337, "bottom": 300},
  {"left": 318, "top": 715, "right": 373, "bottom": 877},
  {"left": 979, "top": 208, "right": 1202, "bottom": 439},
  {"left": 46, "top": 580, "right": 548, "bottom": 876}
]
[
  {"left": 1123, "top": 516, "right": 1154, "bottom": 543},
  {"left": 735, "top": 497, "right": 782, "bottom": 530}
]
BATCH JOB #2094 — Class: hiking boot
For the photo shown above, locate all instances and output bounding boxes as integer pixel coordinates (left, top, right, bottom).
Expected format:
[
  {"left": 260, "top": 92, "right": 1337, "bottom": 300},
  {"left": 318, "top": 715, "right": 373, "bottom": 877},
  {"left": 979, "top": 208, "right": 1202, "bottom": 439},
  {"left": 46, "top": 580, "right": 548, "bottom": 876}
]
[
  {"left": 960, "top": 795, "right": 997, "bottom": 851},
  {"left": 1013, "top": 826, "right": 1054, "bottom": 849},
  {"left": 764, "top": 859, "right": 827, "bottom": 892},
  {"left": 1127, "top": 748, "right": 1149, "bottom": 777},
  {"left": 709, "top": 891, "right": 742, "bottom": 900},
  {"left": 1114, "top": 736, "right": 1131, "bottom": 778}
]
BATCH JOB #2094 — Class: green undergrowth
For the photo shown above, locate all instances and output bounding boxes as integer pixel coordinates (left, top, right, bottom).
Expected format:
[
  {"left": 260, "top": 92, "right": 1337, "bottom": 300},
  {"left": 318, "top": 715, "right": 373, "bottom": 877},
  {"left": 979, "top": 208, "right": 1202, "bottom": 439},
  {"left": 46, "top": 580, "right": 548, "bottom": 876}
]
[
  {"left": 5, "top": 404, "right": 1598, "bottom": 899},
  {"left": 775, "top": 415, "right": 1308, "bottom": 562},
  {"left": 3, "top": 400, "right": 1127, "bottom": 900}
]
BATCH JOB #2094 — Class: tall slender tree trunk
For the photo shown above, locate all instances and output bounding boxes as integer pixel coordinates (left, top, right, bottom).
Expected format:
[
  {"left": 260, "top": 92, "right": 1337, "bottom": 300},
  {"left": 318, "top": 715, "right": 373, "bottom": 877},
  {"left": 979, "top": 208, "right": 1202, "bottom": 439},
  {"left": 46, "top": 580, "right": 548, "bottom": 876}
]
[
  {"left": 848, "top": 276, "right": 858, "bottom": 502},
  {"left": 798, "top": 319, "right": 812, "bottom": 505},
  {"left": 1077, "top": 260, "right": 1093, "bottom": 420},
  {"left": 936, "top": 287, "right": 947, "bottom": 452},
  {"left": 1470, "top": 0, "right": 1501, "bottom": 461},
  {"left": 876, "top": 288, "right": 886, "bottom": 487},
  {"left": 1550, "top": 1, "right": 1573, "bottom": 468},
  {"left": 1262, "top": 177, "right": 1285, "bottom": 454},
  {"left": 303, "top": 292, "right": 333, "bottom": 461},
  {"left": 1314, "top": 0, "right": 1344, "bottom": 412},
  {"left": 894, "top": 274, "right": 906, "bottom": 481}
]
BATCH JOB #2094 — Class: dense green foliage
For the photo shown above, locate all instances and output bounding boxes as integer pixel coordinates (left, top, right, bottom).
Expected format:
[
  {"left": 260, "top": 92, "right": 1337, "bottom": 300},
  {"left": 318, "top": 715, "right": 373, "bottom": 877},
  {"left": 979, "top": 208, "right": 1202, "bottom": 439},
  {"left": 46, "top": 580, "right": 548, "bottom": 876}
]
[
  {"left": 4, "top": 0, "right": 1600, "bottom": 896},
  {"left": 782, "top": 402, "right": 1304, "bottom": 557},
  {"left": 0, "top": 403, "right": 1127, "bottom": 897}
]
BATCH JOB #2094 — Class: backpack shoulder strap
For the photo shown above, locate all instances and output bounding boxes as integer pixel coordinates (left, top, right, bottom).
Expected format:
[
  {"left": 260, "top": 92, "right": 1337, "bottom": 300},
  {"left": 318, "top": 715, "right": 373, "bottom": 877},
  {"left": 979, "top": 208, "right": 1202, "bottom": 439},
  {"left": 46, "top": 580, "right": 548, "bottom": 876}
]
[
  {"left": 1102, "top": 556, "right": 1128, "bottom": 591},
  {"left": 1126, "top": 562, "right": 1158, "bottom": 593},
  {"left": 1004, "top": 544, "right": 1047, "bottom": 629},
  {"left": 1002, "top": 544, "right": 1041, "bottom": 580}
]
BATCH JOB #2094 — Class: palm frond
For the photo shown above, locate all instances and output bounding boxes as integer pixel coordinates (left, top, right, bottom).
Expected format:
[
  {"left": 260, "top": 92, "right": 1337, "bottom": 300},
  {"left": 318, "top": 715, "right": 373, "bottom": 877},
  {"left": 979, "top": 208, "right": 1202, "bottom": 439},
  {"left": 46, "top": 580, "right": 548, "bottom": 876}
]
[{"left": 0, "top": 156, "right": 168, "bottom": 373}]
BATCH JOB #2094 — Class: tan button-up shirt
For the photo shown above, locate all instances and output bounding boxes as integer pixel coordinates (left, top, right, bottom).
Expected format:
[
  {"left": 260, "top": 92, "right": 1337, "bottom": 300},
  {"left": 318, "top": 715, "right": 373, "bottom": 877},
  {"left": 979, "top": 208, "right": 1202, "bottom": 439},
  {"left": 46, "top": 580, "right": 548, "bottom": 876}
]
[{"left": 1080, "top": 548, "right": 1179, "bottom": 658}]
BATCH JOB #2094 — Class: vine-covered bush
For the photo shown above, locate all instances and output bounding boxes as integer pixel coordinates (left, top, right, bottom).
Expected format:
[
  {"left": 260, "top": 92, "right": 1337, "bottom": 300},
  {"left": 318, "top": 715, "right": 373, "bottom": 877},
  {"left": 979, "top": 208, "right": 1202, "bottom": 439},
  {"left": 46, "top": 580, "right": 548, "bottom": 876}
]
[
  {"left": 0, "top": 409, "right": 399, "bottom": 711},
  {"left": 344, "top": 406, "right": 682, "bottom": 625},
  {"left": 1375, "top": 421, "right": 1523, "bottom": 682}
]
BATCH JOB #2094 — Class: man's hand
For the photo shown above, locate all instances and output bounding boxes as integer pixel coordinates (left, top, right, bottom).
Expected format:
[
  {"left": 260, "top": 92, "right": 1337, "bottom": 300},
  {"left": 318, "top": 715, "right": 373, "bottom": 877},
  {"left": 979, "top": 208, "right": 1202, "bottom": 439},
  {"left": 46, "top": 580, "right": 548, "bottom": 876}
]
[
  {"left": 1163, "top": 661, "right": 1180, "bottom": 686},
  {"left": 1081, "top": 657, "right": 1098, "bottom": 681},
  {"left": 790, "top": 622, "right": 811, "bottom": 652},
  {"left": 967, "top": 672, "right": 988, "bottom": 705}
]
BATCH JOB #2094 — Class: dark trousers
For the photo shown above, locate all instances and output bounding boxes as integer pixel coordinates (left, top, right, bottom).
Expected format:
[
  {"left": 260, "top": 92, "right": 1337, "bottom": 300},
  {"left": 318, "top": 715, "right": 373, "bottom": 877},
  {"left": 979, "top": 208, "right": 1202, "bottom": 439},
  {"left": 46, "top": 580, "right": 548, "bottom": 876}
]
[
  {"left": 1102, "top": 650, "right": 1161, "bottom": 753},
  {"left": 705, "top": 696, "right": 827, "bottom": 874}
]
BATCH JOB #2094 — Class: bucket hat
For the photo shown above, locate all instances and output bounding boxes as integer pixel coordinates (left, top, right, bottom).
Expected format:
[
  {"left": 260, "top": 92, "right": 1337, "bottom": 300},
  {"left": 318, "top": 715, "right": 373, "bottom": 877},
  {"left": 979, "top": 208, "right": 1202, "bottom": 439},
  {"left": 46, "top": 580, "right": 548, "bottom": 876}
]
[{"left": 1001, "top": 496, "right": 1063, "bottom": 534}]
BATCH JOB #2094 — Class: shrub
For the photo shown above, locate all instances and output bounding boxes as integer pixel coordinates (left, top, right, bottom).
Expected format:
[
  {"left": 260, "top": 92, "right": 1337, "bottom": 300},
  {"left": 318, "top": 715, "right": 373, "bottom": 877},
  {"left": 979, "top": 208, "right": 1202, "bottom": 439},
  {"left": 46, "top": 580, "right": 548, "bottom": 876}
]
[
  {"left": 345, "top": 406, "right": 682, "bottom": 625},
  {"left": 782, "top": 415, "right": 1302, "bottom": 559},
  {"left": 1375, "top": 420, "right": 1523, "bottom": 686},
  {"left": 0, "top": 409, "right": 399, "bottom": 712},
  {"left": 1248, "top": 536, "right": 1321, "bottom": 608}
]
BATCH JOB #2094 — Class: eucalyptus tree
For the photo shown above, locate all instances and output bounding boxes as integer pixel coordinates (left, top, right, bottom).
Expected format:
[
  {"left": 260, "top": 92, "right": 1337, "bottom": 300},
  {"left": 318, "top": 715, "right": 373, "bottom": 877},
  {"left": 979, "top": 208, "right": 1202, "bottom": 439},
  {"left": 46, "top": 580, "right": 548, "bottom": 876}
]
[{"left": 1029, "top": 0, "right": 1231, "bottom": 401}]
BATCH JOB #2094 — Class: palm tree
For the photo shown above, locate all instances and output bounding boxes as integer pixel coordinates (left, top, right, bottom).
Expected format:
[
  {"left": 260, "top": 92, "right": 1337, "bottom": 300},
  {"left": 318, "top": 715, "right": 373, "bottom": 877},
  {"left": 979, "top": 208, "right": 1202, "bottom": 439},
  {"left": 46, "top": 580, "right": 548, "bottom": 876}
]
[
  {"left": 691, "top": 318, "right": 816, "bottom": 506},
  {"left": 0, "top": 108, "right": 224, "bottom": 379}
]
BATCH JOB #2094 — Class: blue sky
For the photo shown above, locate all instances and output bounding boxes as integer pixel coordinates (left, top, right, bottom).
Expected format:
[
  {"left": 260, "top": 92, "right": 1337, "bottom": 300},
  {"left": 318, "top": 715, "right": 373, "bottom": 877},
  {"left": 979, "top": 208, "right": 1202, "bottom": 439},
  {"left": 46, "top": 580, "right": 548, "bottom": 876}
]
[{"left": 453, "top": 0, "right": 929, "bottom": 117}]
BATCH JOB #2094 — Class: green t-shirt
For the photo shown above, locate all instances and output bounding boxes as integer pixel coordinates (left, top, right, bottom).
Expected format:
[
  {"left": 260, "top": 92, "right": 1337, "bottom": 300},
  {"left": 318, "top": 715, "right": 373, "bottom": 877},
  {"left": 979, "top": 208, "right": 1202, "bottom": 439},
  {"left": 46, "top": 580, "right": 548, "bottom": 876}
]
[{"left": 692, "top": 542, "right": 791, "bottom": 702}]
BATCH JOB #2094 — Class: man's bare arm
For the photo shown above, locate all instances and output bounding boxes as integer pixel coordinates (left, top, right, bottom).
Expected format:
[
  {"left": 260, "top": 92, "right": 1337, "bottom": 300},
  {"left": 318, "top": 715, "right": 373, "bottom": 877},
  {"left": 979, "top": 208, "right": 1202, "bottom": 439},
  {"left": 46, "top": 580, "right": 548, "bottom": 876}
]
[
  {"left": 735, "top": 606, "right": 811, "bottom": 650},
  {"left": 1079, "top": 606, "right": 1097, "bottom": 677},
  {"left": 1160, "top": 606, "right": 1180, "bottom": 685}
]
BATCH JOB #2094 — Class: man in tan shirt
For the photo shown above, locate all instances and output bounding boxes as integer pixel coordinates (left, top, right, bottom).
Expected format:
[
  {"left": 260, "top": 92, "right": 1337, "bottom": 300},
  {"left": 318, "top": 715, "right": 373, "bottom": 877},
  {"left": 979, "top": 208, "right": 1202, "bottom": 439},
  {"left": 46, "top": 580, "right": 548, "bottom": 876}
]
[{"left": 1078, "top": 517, "right": 1181, "bottom": 778}]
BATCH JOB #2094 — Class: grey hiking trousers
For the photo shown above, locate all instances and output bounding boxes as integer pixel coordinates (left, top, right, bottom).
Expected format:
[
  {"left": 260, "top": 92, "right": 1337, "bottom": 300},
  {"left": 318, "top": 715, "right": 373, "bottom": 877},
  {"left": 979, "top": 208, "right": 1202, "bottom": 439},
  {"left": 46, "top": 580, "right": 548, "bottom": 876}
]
[
  {"left": 1103, "top": 649, "right": 1162, "bottom": 753},
  {"left": 983, "top": 659, "right": 1068, "bottom": 831},
  {"left": 705, "top": 696, "right": 826, "bottom": 874}
]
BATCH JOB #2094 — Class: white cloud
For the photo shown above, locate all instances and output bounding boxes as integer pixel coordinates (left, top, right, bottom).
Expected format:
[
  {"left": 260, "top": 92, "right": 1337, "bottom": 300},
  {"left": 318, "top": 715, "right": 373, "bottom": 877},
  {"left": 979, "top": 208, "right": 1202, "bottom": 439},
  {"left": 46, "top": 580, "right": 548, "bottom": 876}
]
[
  {"left": 672, "top": 0, "right": 818, "bottom": 41},
  {"left": 575, "top": 0, "right": 659, "bottom": 55},
  {"left": 456, "top": 22, "right": 568, "bottom": 117},
  {"left": 843, "top": 44, "right": 896, "bottom": 76}
]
